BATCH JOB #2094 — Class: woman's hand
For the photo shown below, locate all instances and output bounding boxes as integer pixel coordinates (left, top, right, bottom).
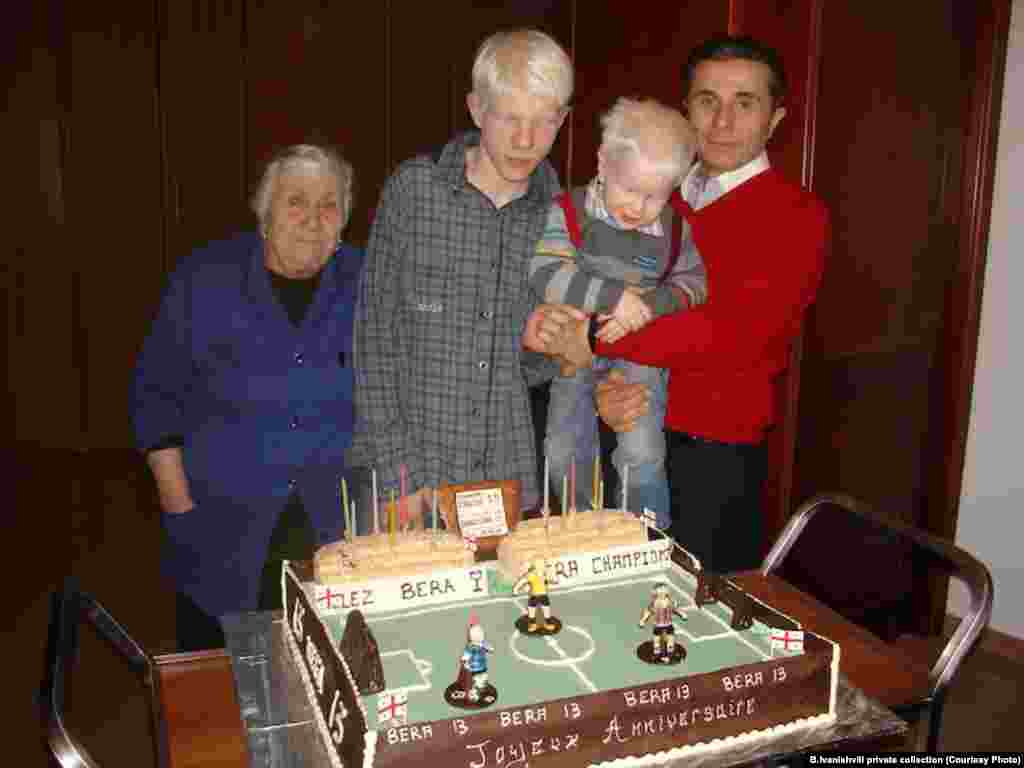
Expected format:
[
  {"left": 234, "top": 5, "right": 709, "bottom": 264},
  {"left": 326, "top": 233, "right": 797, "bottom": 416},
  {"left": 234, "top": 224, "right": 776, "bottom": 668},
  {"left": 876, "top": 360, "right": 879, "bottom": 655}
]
[{"left": 146, "top": 447, "right": 195, "bottom": 514}]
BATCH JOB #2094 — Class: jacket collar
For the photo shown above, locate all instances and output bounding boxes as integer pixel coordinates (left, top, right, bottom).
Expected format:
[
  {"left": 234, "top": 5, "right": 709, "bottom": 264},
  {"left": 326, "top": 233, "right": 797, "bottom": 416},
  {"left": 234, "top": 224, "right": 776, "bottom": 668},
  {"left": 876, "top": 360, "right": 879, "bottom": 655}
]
[{"left": 434, "top": 130, "right": 561, "bottom": 210}]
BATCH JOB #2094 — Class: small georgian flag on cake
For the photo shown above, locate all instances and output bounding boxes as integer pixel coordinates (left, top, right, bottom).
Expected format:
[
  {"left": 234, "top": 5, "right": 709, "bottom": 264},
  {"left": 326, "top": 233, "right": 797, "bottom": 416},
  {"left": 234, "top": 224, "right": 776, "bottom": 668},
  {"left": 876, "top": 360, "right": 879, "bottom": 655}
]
[
  {"left": 769, "top": 629, "right": 804, "bottom": 654},
  {"left": 377, "top": 691, "right": 408, "bottom": 724}
]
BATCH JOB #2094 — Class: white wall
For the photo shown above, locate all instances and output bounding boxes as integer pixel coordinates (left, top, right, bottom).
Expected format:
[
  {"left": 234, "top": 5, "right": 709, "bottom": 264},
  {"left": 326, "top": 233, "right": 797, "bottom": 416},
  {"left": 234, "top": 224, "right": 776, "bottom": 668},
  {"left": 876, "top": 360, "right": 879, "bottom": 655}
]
[{"left": 954, "top": 0, "right": 1024, "bottom": 639}]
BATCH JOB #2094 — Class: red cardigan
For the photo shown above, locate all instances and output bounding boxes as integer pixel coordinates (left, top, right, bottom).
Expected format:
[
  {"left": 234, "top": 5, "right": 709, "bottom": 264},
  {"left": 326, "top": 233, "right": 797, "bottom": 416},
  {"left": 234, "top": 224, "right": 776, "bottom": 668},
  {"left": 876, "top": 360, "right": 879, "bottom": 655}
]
[{"left": 596, "top": 169, "right": 828, "bottom": 444}]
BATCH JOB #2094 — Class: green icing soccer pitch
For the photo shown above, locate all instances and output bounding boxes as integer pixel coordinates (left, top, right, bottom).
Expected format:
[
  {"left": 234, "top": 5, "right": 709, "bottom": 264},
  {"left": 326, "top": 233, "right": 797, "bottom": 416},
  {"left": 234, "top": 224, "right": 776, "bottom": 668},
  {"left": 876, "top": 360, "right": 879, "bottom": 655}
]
[{"left": 323, "top": 566, "right": 791, "bottom": 729}]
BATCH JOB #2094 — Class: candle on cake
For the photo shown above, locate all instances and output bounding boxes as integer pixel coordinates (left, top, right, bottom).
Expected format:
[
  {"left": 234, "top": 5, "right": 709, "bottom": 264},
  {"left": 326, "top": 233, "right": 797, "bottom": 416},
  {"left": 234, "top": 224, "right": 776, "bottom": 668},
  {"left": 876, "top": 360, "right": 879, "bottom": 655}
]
[
  {"left": 389, "top": 488, "right": 397, "bottom": 543},
  {"left": 432, "top": 487, "right": 438, "bottom": 533},
  {"left": 570, "top": 458, "right": 576, "bottom": 516},
  {"left": 341, "top": 477, "right": 350, "bottom": 540},
  {"left": 372, "top": 468, "right": 379, "bottom": 534},
  {"left": 542, "top": 456, "right": 550, "bottom": 517}
]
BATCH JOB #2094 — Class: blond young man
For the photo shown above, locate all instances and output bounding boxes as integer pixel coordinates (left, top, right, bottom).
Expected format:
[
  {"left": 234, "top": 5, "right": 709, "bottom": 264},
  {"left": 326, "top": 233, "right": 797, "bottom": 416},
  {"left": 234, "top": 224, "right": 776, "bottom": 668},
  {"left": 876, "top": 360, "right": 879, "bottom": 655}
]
[{"left": 351, "top": 30, "right": 574, "bottom": 520}]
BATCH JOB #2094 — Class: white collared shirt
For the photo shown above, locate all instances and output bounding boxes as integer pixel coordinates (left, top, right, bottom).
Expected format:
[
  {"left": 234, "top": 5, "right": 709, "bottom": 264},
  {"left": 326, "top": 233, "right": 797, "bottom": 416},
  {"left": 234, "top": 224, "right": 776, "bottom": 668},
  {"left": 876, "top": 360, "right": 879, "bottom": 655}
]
[{"left": 682, "top": 152, "right": 771, "bottom": 210}]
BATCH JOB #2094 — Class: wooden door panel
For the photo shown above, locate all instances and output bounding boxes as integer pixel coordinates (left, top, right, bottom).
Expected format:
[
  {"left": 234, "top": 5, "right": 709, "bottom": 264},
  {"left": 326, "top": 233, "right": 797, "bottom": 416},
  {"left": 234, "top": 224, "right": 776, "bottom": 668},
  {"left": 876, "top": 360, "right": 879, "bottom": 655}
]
[
  {"left": 386, "top": 5, "right": 464, "bottom": 176},
  {"left": 568, "top": 3, "right": 728, "bottom": 186},
  {"left": 806, "top": 4, "right": 962, "bottom": 359},
  {"left": 732, "top": 0, "right": 819, "bottom": 185},
  {"left": 8, "top": 5, "right": 83, "bottom": 448},
  {"left": 793, "top": 2, "right": 965, "bottom": 525},
  {"left": 60, "top": 1, "right": 165, "bottom": 449},
  {"left": 160, "top": 1, "right": 249, "bottom": 266}
]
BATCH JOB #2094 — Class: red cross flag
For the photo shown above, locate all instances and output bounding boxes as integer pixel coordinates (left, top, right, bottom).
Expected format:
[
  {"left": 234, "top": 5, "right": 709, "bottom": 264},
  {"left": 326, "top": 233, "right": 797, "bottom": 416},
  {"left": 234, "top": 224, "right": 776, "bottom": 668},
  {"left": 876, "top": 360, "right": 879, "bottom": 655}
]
[
  {"left": 770, "top": 629, "right": 804, "bottom": 654},
  {"left": 377, "top": 691, "right": 408, "bottom": 724}
]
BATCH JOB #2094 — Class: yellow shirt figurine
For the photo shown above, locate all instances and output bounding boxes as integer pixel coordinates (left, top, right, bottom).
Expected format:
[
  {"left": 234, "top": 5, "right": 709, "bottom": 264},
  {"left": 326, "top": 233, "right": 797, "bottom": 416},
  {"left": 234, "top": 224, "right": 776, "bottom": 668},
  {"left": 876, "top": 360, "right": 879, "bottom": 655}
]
[{"left": 514, "top": 558, "right": 559, "bottom": 633}]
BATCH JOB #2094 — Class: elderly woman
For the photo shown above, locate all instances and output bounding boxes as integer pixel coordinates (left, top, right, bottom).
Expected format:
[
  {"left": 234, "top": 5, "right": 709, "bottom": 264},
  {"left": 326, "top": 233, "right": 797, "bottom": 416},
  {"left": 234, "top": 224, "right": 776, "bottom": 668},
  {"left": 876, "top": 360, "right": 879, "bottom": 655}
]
[{"left": 133, "top": 144, "right": 362, "bottom": 650}]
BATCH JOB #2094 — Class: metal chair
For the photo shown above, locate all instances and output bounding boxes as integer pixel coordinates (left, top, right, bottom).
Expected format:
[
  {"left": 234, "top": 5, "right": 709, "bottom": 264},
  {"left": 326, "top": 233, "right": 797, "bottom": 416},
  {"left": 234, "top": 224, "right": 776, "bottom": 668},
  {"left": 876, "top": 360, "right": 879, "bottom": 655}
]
[
  {"left": 762, "top": 492, "right": 994, "bottom": 752},
  {"left": 41, "top": 577, "right": 160, "bottom": 768}
]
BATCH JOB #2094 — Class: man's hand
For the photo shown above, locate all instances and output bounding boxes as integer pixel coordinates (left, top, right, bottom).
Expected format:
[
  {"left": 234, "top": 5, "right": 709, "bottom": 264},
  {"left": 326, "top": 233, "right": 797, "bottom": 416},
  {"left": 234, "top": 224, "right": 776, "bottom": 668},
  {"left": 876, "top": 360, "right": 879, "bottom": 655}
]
[
  {"left": 523, "top": 304, "right": 588, "bottom": 354},
  {"left": 550, "top": 310, "right": 593, "bottom": 371},
  {"left": 595, "top": 369, "right": 650, "bottom": 432}
]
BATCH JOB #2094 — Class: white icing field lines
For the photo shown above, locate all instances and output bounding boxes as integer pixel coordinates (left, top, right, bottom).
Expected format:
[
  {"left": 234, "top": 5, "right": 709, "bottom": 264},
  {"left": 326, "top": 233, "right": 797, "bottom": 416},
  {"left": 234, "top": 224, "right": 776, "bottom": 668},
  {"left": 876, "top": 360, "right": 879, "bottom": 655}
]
[
  {"left": 509, "top": 596, "right": 598, "bottom": 693},
  {"left": 378, "top": 649, "right": 434, "bottom": 693},
  {"left": 662, "top": 577, "right": 771, "bottom": 662}
]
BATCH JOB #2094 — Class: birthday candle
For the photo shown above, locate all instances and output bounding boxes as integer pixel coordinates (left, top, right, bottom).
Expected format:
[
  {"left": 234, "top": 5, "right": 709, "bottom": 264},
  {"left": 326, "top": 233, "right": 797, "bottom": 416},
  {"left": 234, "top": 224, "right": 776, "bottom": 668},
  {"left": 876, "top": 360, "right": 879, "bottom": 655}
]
[
  {"left": 621, "top": 463, "right": 629, "bottom": 513},
  {"left": 372, "top": 468, "right": 379, "bottom": 534},
  {"left": 570, "top": 458, "right": 576, "bottom": 515},
  {"left": 389, "top": 488, "right": 397, "bottom": 536},
  {"left": 592, "top": 451, "right": 600, "bottom": 511},
  {"left": 562, "top": 474, "right": 568, "bottom": 517},
  {"left": 350, "top": 500, "right": 357, "bottom": 540},
  {"left": 543, "top": 456, "right": 550, "bottom": 516},
  {"left": 341, "top": 477, "right": 350, "bottom": 539},
  {"left": 399, "top": 465, "right": 409, "bottom": 531},
  {"left": 432, "top": 488, "right": 438, "bottom": 532}
]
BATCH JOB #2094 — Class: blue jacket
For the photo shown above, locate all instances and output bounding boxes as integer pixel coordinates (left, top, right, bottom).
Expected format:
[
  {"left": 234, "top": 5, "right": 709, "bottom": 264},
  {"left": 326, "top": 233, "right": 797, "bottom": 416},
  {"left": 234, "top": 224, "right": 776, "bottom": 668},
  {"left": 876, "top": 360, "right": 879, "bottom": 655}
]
[{"left": 132, "top": 231, "right": 363, "bottom": 618}]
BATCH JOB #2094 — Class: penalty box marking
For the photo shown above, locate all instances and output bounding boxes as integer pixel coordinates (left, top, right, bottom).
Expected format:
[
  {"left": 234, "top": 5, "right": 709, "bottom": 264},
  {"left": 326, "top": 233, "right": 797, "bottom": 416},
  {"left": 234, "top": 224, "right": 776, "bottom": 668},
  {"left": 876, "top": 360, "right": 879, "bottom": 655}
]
[
  {"left": 379, "top": 649, "right": 435, "bottom": 693},
  {"left": 664, "top": 580, "right": 771, "bottom": 662}
]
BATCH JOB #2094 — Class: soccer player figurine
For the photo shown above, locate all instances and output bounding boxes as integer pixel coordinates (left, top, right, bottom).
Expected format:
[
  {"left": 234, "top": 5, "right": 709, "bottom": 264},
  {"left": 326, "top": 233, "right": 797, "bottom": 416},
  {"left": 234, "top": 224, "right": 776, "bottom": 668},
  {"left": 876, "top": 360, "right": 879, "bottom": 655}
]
[
  {"left": 513, "top": 557, "right": 562, "bottom": 635},
  {"left": 637, "top": 583, "right": 687, "bottom": 664},
  {"left": 445, "top": 613, "right": 498, "bottom": 708}
]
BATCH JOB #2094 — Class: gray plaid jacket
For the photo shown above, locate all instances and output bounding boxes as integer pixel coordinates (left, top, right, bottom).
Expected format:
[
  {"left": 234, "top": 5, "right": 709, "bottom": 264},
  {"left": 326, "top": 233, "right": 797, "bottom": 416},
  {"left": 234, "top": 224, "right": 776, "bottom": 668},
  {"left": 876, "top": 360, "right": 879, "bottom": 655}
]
[{"left": 350, "top": 131, "right": 560, "bottom": 508}]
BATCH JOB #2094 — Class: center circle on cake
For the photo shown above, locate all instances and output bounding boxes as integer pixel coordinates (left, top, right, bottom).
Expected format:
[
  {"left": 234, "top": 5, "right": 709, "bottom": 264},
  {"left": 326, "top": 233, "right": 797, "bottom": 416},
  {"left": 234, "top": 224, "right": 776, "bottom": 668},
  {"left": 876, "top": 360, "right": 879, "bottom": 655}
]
[{"left": 508, "top": 624, "right": 596, "bottom": 666}]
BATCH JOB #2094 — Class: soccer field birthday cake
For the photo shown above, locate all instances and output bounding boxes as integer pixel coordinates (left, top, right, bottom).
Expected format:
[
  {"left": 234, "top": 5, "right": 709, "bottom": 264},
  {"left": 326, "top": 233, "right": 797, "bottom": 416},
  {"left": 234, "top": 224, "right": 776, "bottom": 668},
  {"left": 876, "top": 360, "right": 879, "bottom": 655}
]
[{"left": 283, "top": 502, "right": 838, "bottom": 768}]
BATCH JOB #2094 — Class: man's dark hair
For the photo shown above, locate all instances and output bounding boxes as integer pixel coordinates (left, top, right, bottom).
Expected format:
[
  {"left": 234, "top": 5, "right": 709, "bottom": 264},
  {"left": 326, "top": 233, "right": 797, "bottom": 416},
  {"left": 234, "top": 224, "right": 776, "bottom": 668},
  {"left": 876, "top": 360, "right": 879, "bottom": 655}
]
[{"left": 683, "top": 36, "right": 787, "bottom": 108}]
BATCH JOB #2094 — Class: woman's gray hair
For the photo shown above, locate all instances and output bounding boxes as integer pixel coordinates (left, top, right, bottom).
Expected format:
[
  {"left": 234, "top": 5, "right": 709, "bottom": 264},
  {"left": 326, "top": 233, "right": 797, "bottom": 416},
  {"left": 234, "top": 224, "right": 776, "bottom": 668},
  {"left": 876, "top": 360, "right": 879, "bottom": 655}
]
[
  {"left": 251, "top": 144, "right": 355, "bottom": 234},
  {"left": 599, "top": 98, "right": 696, "bottom": 181},
  {"left": 471, "top": 28, "right": 573, "bottom": 110}
]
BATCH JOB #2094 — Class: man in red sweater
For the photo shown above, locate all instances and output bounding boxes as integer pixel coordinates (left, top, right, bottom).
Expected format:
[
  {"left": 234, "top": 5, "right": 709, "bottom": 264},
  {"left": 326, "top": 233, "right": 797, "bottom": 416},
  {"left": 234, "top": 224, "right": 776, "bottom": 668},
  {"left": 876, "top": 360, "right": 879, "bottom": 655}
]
[{"left": 541, "top": 36, "right": 828, "bottom": 574}]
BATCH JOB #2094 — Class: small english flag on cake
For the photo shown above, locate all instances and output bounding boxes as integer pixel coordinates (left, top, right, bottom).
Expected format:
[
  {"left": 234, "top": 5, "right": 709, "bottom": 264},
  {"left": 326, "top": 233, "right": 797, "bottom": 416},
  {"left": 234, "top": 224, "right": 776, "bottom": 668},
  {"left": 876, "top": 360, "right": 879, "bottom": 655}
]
[
  {"left": 641, "top": 508, "right": 657, "bottom": 528},
  {"left": 769, "top": 629, "right": 804, "bottom": 654},
  {"left": 377, "top": 691, "right": 408, "bottom": 724}
]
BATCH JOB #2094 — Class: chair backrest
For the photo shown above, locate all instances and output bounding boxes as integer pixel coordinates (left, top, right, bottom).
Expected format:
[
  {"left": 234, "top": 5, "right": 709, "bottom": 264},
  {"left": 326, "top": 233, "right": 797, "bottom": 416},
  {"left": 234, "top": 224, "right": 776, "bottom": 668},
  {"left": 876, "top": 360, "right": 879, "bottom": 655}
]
[
  {"left": 42, "top": 577, "right": 158, "bottom": 768},
  {"left": 762, "top": 492, "right": 994, "bottom": 699}
]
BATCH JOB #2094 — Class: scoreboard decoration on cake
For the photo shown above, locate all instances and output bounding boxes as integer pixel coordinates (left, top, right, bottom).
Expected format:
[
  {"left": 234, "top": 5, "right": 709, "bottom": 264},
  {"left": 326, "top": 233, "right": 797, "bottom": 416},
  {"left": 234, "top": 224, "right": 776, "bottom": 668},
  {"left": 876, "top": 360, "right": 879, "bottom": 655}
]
[{"left": 437, "top": 480, "right": 522, "bottom": 554}]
